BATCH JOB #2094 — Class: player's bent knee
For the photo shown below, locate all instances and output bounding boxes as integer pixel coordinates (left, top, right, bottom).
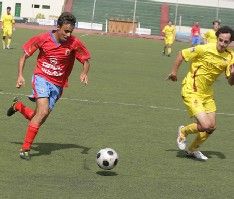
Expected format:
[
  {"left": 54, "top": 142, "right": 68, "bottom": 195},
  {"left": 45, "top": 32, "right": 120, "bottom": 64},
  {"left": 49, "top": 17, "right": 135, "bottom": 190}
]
[
  {"left": 205, "top": 125, "right": 216, "bottom": 134},
  {"left": 200, "top": 123, "right": 216, "bottom": 134}
]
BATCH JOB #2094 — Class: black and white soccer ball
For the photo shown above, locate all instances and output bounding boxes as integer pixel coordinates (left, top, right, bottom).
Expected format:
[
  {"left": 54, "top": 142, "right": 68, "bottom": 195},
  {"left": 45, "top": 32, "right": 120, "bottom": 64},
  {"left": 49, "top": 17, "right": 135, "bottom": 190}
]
[{"left": 96, "top": 148, "right": 119, "bottom": 170}]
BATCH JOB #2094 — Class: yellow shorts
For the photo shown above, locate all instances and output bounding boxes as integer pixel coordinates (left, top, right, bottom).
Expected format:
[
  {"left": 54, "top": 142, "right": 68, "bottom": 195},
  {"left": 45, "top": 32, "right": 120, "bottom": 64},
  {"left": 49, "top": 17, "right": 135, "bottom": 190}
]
[
  {"left": 164, "top": 37, "right": 174, "bottom": 45},
  {"left": 182, "top": 92, "right": 216, "bottom": 117},
  {"left": 2, "top": 27, "right": 13, "bottom": 37}
]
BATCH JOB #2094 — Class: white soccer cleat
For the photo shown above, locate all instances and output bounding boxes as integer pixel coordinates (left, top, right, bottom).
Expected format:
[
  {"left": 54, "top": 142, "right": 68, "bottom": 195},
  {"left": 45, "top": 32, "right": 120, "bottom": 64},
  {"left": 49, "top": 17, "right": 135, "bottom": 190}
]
[
  {"left": 177, "top": 125, "right": 186, "bottom": 150},
  {"left": 186, "top": 150, "right": 208, "bottom": 160}
]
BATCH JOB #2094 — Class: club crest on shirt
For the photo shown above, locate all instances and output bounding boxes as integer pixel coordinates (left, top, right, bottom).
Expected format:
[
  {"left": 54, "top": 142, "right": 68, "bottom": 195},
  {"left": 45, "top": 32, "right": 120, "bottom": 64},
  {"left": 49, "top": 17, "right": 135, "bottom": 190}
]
[
  {"left": 49, "top": 57, "right": 57, "bottom": 65},
  {"left": 65, "top": 49, "right": 71, "bottom": 55}
]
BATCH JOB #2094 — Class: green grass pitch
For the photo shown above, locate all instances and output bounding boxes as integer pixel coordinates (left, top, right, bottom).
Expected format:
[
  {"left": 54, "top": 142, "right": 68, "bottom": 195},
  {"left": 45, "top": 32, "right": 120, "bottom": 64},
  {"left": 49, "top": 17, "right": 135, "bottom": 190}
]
[{"left": 0, "top": 29, "right": 234, "bottom": 198}]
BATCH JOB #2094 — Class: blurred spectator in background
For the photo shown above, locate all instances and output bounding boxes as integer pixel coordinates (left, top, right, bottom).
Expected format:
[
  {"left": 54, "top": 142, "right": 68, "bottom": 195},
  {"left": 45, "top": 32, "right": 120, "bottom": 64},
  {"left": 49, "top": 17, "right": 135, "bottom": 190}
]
[
  {"left": 1, "top": 6, "right": 15, "bottom": 49},
  {"left": 191, "top": 22, "right": 201, "bottom": 46},
  {"left": 203, "top": 20, "right": 221, "bottom": 44},
  {"left": 162, "top": 20, "right": 176, "bottom": 57}
]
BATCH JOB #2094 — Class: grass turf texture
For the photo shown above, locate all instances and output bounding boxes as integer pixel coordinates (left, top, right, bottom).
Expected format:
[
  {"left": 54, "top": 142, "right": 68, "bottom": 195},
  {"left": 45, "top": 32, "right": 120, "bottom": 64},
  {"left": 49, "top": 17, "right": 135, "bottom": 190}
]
[{"left": 0, "top": 29, "right": 234, "bottom": 198}]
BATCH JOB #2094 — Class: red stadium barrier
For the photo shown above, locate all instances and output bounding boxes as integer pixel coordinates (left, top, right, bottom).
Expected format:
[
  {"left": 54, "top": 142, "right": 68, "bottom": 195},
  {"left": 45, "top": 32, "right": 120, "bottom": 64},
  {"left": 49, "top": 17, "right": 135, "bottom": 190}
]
[
  {"left": 63, "top": 0, "right": 74, "bottom": 12},
  {"left": 160, "top": 3, "right": 169, "bottom": 36}
]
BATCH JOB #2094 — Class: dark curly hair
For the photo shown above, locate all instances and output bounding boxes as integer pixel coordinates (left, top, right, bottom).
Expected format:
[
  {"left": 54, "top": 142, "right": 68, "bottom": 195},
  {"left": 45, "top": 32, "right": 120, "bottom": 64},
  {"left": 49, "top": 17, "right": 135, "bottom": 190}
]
[
  {"left": 212, "top": 20, "right": 220, "bottom": 25},
  {"left": 216, "top": 26, "right": 234, "bottom": 41},
  {"left": 57, "top": 12, "right": 76, "bottom": 27}
]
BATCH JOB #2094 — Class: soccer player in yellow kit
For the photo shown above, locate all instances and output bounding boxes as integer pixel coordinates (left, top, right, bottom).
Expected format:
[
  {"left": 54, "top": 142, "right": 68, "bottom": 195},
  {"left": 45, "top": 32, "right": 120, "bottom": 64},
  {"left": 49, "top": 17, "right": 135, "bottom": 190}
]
[
  {"left": 162, "top": 20, "right": 176, "bottom": 57},
  {"left": 1, "top": 7, "right": 15, "bottom": 49},
  {"left": 203, "top": 20, "right": 221, "bottom": 44},
  {"left": 167, "top": 26, "right": 234, "bottom": 160}
]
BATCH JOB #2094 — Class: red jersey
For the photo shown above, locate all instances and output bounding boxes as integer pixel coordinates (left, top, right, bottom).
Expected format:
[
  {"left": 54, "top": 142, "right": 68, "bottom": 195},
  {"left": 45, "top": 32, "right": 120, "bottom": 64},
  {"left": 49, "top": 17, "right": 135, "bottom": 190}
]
[
  {"left": 191, "top": 25, "right": 200, "bottom": 36},
  {"left": 23, "top": 31, "right": 91, "bottom": 87}
]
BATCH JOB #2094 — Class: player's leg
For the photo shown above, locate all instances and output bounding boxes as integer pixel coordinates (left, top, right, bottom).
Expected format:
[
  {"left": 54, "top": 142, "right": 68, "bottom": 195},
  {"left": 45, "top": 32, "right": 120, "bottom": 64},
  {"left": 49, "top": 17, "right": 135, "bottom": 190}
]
[
  {"left": 2, "top": 29, "right": 7, "bottom": 49},
  {"left": 22, "top": 97, "right": 50, "bottom": 150},
  {"left": 20, "top": 97, "right": 50, "bottom": 160},
  {"left": 188, "top": 96, "right": 216, "bottom": 152},
  {"left": 7, "top": 97, "right": 35, "bottom": 120},
  {"left": 162, "top": 39, "right": 167, "bottom": 55},
  {"left": 6, "top": 36, "right": 12, "bottom": 49},
  {"left": 20, "top": 75, "right": 63, "bottom": 160},
  {"left": 191, "top": 36, "right": 197, "bottom": 47},
  {"left": 6, "top": 29, "right": 13, "bottom": 49},
  {"left": 167, "top": 44, "right": 172, "bottom": 56},
  {"left": 188, "top": 112, "right": 216, "bottom": 151},
  {"left": 166, "top": 38, "right": 174, "bottom": 56},
  {"left": 185, "top": 112, "right": 215, "bottom": 160},
  {"left": 177, "top": 93, "right": 203, "bottom": 149}
]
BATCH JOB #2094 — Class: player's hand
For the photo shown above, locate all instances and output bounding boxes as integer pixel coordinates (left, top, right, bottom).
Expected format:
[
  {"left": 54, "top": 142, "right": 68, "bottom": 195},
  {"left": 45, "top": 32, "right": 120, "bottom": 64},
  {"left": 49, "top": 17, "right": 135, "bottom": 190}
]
[
  {"left": 16, "top": 76, "right": 25, "bottom": 88},
  {"left": 80, "top": 73, "right": 88, "bottom": 85},
  {"left": 166, "top": 73, "right": 177, "bottom": 81}
]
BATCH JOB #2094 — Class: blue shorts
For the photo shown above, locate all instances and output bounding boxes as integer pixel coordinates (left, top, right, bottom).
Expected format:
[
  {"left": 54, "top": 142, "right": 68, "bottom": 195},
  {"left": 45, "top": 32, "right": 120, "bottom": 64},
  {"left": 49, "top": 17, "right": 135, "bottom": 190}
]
[
  {"left": 29, "top": 75, "right": 63, "bottom": 110},
  {"left": 192, "top": 36, "right": 201, "bottom": 45}
]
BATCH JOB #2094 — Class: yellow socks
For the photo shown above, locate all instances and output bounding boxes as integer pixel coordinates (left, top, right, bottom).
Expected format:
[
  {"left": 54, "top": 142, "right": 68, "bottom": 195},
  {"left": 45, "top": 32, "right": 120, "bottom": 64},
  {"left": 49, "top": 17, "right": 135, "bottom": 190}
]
[
  {"left": 181, "top": 123, "right": 199, "bottom": 138},
  {"left": 180, "top": 123, "right": 210, "bottom": 151},
  {"left": 188, "top": 131, "right": 209, "bottom": 151},
  {"left": 7, "top": 38, "right": 11, "bottom": 48},
  {"left": 167, "top": 47, "right": 171, "bottom": 55},
  {"left": 2, "top": 39, "right": 6, "bottom": 49}
]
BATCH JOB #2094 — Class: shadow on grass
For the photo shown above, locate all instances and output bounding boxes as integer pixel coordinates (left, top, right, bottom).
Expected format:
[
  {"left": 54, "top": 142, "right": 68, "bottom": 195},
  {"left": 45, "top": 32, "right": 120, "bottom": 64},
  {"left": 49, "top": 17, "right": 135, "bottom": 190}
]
[
  {"left": 11, "top": 142, "right": 91, "bottom": 156},
  {"left": 166, "top": 149, "right": 226, "bottom": 161},
  {"left": 96, "top": 170, "right": 118, "bottom": 176}
]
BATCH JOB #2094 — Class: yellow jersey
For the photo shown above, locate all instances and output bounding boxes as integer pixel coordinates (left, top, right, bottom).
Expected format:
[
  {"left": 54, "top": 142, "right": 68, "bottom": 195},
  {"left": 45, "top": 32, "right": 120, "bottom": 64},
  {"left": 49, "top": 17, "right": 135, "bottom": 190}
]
[
  {"left": 162, "top": 25, "right": 176, "bottom": 38},
  {"left": 181, "top": 43, "right": 234, "bottom": 95},
  {"left": 203, "top": 29, "right": 217, "bottom": 43},
  {"left": 1, "top": 14, "right": 15, "bottom": 28}
]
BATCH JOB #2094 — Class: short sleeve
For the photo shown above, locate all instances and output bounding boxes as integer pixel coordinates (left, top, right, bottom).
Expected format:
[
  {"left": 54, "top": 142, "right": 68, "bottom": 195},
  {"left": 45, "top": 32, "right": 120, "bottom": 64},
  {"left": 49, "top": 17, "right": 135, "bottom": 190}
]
[
  {"left": 181, "top": 45, "right": 204, "bottom": 62},
  {"left": 225, "top": 64, "right": 231, "bottom": 78},
  {"left": 74, "top": 39, "right": 91, "bottom": 64},
  {"left": 23, "top": 35, "right": 43, "bottom": 56}
]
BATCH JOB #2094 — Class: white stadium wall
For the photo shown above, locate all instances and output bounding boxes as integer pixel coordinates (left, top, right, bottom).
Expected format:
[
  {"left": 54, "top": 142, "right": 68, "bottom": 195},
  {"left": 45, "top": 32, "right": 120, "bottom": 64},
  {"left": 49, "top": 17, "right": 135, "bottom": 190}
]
[{"left": 0, "top": 0, "right": 65, "bottom": 19}]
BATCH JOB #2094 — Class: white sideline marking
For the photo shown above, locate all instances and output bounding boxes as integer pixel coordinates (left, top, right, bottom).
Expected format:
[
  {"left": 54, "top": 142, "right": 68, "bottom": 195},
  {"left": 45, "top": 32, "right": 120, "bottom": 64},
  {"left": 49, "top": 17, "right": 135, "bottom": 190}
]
[
  {"left": 1, "top": 91, "right": 234, "bottom": 116},
  {"left": 80, "top": 34, "right": 89, "bottom": 37}
]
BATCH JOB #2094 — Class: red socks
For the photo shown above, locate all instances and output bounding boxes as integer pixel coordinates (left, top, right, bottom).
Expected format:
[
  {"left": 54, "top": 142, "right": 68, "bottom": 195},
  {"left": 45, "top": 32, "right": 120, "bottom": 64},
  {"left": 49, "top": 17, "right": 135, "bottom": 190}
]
[
  {"left": 22, "top": 122, "right": 40, "bottom": 150},
  {"left": 15, "top": 101, "right": 35, "bottom": 120},
  {"left": 14, "top": 101, "right": 40, "bottom": 150}
]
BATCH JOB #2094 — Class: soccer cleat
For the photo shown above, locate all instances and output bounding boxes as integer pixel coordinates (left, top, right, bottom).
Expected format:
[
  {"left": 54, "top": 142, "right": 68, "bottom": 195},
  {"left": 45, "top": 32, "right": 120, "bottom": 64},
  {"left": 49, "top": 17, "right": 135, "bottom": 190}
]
[
  {"left": 162, "top": 51, "right": 165, "bottom": 55},
  {"left": 177, "top": 125, "right": 186, "bottom": 150},
  {"left": 19, "top": 149, "right": 31, "bottom": 160},
  {"left": 6, "top": 97, "right": 19, "bottom": 117},
  {"left": 186, "top": 150, "right": 208, "bottom": 160}
]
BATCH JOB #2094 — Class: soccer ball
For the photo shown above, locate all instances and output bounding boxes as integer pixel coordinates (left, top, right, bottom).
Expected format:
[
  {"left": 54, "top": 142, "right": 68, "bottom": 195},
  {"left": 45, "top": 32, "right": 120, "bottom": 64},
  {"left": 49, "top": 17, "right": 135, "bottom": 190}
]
[{"left": 96, "top": 148, "right": 119, "bottom": 170}]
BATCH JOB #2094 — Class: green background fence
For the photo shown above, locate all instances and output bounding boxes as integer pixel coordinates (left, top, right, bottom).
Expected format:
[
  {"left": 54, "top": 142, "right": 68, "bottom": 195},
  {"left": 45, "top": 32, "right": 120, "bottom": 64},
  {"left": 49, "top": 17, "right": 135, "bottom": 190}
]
[{"left": 72, "top": 0, "right": 234, "bottom": 35}]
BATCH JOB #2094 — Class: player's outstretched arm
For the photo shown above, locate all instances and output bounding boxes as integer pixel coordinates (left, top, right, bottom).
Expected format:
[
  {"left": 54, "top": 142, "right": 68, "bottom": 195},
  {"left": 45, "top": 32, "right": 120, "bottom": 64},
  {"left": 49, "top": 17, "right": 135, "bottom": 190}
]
[
  {"left": 228, "top": 64, "right": 234, "bottom": 86},
  {"left": 80, "top": 60, "right": 90, "bottom": 85},
  {"left": 16, "top": 53, "right": 29, "bottom": 88},
  {"left": 167, "top": 51, "right": 184, "bottom": 81}
]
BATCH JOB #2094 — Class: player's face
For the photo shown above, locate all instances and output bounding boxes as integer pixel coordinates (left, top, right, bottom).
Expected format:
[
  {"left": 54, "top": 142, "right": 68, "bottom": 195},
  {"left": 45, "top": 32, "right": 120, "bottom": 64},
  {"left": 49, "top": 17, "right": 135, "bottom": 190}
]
[
  {"left": 57, "top": 23, "right": 75, "bottom": 42},
  {"left": 216, "top": 33, "right": 231, "bottom": 52},
  {"left": 213, "top": 22, "right": 220, "bottom": 31}
]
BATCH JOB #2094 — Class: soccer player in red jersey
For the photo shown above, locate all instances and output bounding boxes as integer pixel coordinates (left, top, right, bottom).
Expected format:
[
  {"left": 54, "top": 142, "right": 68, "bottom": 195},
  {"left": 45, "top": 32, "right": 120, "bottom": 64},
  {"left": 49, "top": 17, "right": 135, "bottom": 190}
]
[
  {"left": 7, "top": 12, "right": 91, "bottom": 160},
  {"left": 191, "top": 22, "right": 201, "bottom": 46}
]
